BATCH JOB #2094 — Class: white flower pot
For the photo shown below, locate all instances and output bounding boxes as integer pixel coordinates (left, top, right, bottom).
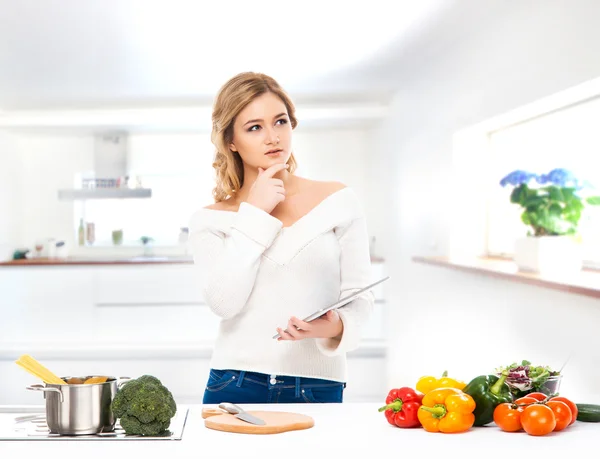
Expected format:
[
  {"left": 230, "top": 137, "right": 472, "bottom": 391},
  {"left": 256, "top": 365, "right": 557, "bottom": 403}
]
[{"left": 514, "top": 236, "right": 583, "bottom": 274}]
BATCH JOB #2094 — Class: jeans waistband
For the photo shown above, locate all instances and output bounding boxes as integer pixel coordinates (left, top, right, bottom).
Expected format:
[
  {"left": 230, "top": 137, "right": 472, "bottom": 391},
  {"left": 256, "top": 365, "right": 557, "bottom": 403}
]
[{"left": 216, "top": 369, "right": 345, "bottom": 392}]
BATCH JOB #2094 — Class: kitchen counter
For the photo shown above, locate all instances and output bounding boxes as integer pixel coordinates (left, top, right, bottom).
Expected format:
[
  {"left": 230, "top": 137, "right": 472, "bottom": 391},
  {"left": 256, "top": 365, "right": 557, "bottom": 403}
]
[
  {"left": 0, "top": 402, "right": 598, "bottom": 457},
  {"left": 0, "top": 256, "right": 386, "bottom": 266},
  {"left": 0, "top": 255, "right": 194, "bottom": 266}
]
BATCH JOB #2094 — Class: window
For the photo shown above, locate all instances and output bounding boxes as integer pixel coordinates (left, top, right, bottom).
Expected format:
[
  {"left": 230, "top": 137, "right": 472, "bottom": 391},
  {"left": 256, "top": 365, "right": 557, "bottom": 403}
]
[
  {"left": 72, "top": 133, "right": 216, "bottom": 248},
  {"left": 485, "top": 95, "right": 600, "bottom": 264},
  {"left": 78, "top": 174, "right": 212, "bottom": 247}
]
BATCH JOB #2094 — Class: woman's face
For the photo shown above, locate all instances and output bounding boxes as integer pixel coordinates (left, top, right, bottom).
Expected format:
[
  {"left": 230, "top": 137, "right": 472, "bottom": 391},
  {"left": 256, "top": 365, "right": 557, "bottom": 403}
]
[{"left": 230, "top": 92, "right": 293, "bottom": 169}]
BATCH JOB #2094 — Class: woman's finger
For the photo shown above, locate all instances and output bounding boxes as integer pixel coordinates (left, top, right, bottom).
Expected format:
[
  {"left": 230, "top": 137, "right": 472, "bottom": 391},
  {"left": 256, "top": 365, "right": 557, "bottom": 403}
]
[
  {"left": 276, "top": 327, "right": 291, "bottom": 341},
  {"left": 278, "top": 327, "right": 295, "bottom": 340},
  {"left": 290, "top": 316, "right": 311, "bottom": 333},
  {"left": 285, "top": 319, "right": 304, "bottom": 339}
]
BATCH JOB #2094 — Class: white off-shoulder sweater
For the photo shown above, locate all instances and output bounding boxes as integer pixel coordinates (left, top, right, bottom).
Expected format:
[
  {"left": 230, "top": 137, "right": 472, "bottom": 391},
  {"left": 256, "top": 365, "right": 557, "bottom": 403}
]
[{"left": 187, "top": 186, "right": 374, "bottom": 382}]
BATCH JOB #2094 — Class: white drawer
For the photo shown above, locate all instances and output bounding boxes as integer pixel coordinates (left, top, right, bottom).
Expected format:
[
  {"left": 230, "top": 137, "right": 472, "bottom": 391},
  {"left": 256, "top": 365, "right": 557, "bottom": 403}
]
[{"left": 92, "top": 265, "right": 205, "bottom": 305}]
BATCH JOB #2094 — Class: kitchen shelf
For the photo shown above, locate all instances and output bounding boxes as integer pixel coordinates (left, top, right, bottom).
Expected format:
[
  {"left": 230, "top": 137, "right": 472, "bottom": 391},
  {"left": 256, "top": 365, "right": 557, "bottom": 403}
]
[{"left": 413, "top": 255, "right": 600, "bottom": 299}]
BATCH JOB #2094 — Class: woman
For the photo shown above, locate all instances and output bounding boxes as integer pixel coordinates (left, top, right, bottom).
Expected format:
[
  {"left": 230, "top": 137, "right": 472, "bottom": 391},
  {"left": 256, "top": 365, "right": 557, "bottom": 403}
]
[{"left": 188, "top": 71, "right": 374, "bottom": 404}]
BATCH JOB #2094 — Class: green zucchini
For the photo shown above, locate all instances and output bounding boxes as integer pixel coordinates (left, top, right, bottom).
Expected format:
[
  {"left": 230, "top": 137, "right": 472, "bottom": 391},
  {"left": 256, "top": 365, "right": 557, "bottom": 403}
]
[{"left": 576, "top": 404, "right": 600, "bottom": 422}]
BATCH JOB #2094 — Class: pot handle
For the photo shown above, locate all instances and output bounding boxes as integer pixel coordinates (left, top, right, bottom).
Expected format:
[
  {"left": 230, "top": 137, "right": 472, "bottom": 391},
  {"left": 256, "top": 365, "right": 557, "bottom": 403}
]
[
  {"left": 26, "top": 384, "right": 64, "bottom": 403},
  {"left": 117, "top": 376, "right": 132, "bottom": 388}
]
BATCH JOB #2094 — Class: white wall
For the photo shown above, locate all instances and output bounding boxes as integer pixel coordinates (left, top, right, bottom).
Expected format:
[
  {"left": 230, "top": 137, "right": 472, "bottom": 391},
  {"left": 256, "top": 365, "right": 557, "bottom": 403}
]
[
  {"left": 372, "top": 0, "right": 600, "bottom": 399},
  {"left": 4, "top": 127, "right": 372, "bottom": 255},
  {"left": 15, "top": 134, "right": 94, "bottom": 249},
  {"left": 127, "top": 127, "right": 370, "bottom": 210},
  {"left": 0, "top": 132, "right": 22, "bottom": 261},
  {"left": 293, "top": 127, "right": 370, "bottom": 212}
]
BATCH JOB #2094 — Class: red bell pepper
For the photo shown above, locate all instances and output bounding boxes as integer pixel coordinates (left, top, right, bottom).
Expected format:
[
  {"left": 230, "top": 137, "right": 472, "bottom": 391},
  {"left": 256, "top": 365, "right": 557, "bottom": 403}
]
[{"left": 378, "top": 387, "right": 423, "bottom": 428}]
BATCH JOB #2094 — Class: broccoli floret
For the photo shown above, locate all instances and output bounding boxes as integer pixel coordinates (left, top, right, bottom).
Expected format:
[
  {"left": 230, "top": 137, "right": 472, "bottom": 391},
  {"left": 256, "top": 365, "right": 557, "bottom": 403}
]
[{"left": 112, "top": 375, "right": 177, "bottom": 436}]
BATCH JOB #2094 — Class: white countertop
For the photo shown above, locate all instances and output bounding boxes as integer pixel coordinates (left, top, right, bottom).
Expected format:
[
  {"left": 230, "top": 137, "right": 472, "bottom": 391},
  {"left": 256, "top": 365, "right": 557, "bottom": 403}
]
[{"left": 1, "top": 402, "right": 599, "bottom": 458}]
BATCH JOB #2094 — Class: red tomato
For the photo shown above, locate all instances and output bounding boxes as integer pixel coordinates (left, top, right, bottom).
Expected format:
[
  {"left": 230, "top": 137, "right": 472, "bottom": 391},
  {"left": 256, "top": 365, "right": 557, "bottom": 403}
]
[
  {"left": 526, "top": 392, "right": 550, "bottom": 401},
  {"left": 514, "top": 396, "right": 539, "bottom": 407},
  {"left": 550, "top": 396, "right": 578, "bottom": 426},
  {"left": 546, "top": 400, "right": 572, "bottom": 431},
  {"left": 493, "top": 403, "right": 523, "bottom": 432},
  {"left": 521, "top": 404, "right": 556, "bottom": 436}
]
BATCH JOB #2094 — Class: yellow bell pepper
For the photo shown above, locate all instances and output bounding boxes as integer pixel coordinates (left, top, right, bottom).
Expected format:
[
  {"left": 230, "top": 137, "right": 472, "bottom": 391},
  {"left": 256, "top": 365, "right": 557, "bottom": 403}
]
[
  {"left": 417, "top": 387, "right": 476, "bottom": 433},
  {"left": 416, "top": 371, "right": 466, "bottom": 394}
]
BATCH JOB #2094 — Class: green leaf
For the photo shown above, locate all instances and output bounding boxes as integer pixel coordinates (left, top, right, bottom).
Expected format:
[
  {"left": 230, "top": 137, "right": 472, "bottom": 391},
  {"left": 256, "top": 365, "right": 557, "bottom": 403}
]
[
  {"left": 567, "top": 197, "right": 585, "bottom": 211},
  {"left": 563, "top": 206, "right": 582, "bottom": 223},
  {"left": 548, "top": 203, "right": 563, "bottom": 216},
  {"left": 546, "top": 186, "right": 565, "bottom": 203},
  {"left": 527, "top": 210, "right": 550, "bottom": 235},
  {"left": 587, "top": 196, "right": 600, "bottom": 205},
  {"left": 562, "top": 187, "right": 577, "bottom": 200},
  {"left": 563, "top": 215, "right": 581, "bottom": 225},
  {"left": 523, "top": 195, "right": 547, "bottom": 210},
  {"left": 535, "top": 207, "right": 573, "bottom": 235},
  {"left": 510, "top": 184, "right": 526, "bottom": 204}
]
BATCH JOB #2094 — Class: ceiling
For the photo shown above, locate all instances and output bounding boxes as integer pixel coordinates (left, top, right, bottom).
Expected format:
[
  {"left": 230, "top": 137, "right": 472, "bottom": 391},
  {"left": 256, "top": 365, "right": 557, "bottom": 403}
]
[{"left": 0, "top": 0, "right": 507, "bottom": 111}]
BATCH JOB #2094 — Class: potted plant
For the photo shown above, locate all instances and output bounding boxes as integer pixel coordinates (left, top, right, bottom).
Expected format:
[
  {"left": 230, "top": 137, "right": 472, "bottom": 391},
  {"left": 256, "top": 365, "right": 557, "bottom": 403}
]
[
  {"left": 499, "top": 168, "right": 600, "bottom": 273},
  {"left": 140, "top": 236, "right": 154, "bottom": 256},
  {"left": 112, "top": 229, "right": 123, "bottom": 246}
]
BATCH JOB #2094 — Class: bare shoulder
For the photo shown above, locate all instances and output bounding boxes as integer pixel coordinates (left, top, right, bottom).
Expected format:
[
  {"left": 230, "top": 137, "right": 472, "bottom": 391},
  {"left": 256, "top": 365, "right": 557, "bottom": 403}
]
[
  {"left": 303, "top": 179, "right": 348, "bottom": 198},
  {"left": 323, "top": 180, "right": 347, "bottom": 194},
  {"left": 204, "top": 202, "right": 225, "bottom": 210},
  {"left": 203, "top": 199, "right": 239, "bottom": 212}
]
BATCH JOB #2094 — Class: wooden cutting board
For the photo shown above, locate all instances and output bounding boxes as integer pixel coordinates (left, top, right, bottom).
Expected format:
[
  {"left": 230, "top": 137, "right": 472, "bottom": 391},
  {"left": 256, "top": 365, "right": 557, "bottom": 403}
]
[{"left": 202, "top": 407, "right": 314, "bottom": 434}]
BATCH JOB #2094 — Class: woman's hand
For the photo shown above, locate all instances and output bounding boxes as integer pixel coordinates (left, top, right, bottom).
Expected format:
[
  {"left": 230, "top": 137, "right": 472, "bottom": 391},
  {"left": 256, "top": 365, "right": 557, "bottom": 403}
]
[
  {"left": 276, "top": 310, "right": 343, "bottom": 341},
  {"left": 246, "top": 163, "right": 288, "bottom": 214}
]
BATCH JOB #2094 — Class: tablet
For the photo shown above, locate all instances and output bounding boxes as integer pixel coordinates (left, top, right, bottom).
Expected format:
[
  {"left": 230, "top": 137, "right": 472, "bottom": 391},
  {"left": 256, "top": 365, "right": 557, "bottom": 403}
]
[{"left": 272, "top": 276, "right": 390, "bottom": 339}]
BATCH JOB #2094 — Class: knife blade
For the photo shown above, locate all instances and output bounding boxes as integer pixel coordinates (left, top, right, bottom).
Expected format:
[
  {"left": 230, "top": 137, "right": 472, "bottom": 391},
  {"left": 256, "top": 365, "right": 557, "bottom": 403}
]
[{"left": 218, "top": 402, "right": 266, "bottom": 425}]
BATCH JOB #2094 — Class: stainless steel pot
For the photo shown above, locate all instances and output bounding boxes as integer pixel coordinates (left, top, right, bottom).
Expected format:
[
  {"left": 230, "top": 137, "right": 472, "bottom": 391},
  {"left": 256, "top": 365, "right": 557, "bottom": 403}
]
[{"left": 26, "top": 376, "right": 130, "bottom": 435}]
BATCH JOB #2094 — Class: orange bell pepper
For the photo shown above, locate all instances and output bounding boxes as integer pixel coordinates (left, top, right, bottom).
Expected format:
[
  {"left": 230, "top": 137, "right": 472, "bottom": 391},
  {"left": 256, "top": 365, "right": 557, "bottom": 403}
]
[
  {"left": 417, "top": 387, "right": 476, "bottom": 433},
  {"left": 416, "top": 371, "right": 466, "bottom": 394}
]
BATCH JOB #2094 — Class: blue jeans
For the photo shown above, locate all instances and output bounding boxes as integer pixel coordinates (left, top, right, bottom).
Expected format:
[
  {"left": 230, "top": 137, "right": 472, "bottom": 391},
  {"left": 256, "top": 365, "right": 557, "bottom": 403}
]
[{"left": 202, "top": 369, "right": 346, "bottom": 404}]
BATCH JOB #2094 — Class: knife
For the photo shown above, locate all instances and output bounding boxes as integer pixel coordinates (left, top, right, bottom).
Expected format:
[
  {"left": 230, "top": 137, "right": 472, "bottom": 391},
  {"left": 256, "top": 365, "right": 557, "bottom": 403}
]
[{"left": 218, "top": 402, "right": 266, "bottom": 425}]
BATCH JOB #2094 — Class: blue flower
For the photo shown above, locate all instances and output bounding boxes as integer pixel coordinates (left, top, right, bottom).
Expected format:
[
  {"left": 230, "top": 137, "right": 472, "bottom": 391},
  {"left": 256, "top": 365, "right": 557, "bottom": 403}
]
[
  {"left": 499, "top": 170, "right": 537, "bottom": 187},
  {"left": 537, "top": 168, "right": 580, "bottom": 187}
]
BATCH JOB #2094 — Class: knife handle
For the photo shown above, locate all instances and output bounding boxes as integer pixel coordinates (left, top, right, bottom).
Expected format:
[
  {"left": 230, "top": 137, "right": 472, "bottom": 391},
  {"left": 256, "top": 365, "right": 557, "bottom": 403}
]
[{"left": 219, "top": 402, "right": 243, "bottom": 414}]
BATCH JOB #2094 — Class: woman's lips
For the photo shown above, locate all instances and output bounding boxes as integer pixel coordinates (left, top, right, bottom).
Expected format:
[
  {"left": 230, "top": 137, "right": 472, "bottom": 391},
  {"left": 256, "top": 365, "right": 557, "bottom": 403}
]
[{"left": 265, "top": 149, "right": 282, "bottom": 156}]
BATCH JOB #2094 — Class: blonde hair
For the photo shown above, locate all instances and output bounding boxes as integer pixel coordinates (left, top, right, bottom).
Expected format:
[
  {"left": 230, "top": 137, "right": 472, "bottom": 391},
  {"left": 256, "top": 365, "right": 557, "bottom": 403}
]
[{"left": 210, "top": 72, "right": 299, "bottom": 202}]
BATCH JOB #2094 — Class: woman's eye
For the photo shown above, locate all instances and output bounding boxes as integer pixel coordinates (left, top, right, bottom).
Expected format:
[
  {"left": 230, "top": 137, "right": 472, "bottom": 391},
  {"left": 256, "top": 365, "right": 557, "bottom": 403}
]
[{"left": 247, "top": 119, "right": 287, "bottom": 132}]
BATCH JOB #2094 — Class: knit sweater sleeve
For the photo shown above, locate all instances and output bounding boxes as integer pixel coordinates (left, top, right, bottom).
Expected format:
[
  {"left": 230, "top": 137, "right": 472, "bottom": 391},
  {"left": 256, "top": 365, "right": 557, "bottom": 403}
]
[
  {"left": 188, "top": 202, "right": 283, "bottom": 320},
  {"left": 316, "top": 196, "right": 375, "bottom": 356}
]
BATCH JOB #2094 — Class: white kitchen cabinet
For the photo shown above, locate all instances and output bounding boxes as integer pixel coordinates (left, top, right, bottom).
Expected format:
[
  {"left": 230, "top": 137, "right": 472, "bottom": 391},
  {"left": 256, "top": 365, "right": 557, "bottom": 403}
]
[
  {"left": 0, "top": 267, "right": 95, "bottom": 343},
  {"left": 92, "top": 264, "right": 205, "bottom": 306},
  {"left": 0, "top": 261, "right": 387, "bottom": 405}
]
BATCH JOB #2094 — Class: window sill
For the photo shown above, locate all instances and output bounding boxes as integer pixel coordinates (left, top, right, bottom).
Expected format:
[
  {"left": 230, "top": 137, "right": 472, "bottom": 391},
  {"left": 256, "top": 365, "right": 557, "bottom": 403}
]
[{"left": 412, "top": 256, "right": 600, "bottom": 299}]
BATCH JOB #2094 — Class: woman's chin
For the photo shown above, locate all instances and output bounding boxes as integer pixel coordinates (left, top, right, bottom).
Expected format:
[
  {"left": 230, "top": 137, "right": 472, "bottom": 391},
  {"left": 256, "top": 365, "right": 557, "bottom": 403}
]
[{"left": 263, "top": 154, "right": 289, "bottom": 165}]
